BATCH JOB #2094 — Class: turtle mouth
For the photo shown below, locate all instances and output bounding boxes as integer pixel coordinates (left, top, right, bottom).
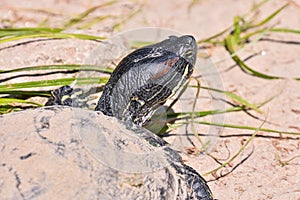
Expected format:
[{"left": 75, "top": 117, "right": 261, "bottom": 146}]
[{"left": 175, "top": 35, "right": 197, "bottom": 66}]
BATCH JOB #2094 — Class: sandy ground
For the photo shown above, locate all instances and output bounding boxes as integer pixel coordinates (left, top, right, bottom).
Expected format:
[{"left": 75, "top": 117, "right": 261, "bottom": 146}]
[{"left": 0, "top": 0, "right": 299, "bottom": 199}]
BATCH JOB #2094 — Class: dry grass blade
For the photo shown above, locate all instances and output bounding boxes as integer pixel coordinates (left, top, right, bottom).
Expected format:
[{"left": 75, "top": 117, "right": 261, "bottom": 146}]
[
  {"left": 276, "top": 154, "right": 300, "bottom": 167},
  {"left": 203, "top": 120, "right": 265, "bottom": 176},
  {"left": 63, "top": 0, "right": 118, "bottom": 29},
  {"left": 190, "top": 78, "right": 207, "bottom": 151},
  {"left": 112, "top": 3, "right": 143, "bottom": 31}
]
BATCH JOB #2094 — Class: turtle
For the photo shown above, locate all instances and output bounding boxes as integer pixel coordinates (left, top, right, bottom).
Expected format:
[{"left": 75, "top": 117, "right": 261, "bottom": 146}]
[{"left": 0, "top": 35, "right": 214, "bottom": 199}]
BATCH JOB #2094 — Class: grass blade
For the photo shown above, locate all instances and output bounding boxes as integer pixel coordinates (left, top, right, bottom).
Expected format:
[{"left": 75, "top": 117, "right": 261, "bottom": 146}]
[
  {"left": 0, "top": 98, "right": 42, "bottom": 106},
  {"left": 0, "top": 27, "right": 62, "bottom": 38},
  {"left": 79, "top": 15, "right": 112, "bottom": 29},
  {"left": 194, "top": 120, "right": 300, "bottom": 136},
  {"left": 112, "top": 4, "right": 143, "bottom": 31},
  {"left": 247, "top": 3, "right": 289, "bottom": 29},
  {"left": 194, "top": 86, "right": 264, "bottom": 114},
  {"left": 276, "top": 154, "right": 300, "bottom": 167},
  {"left": 0, "top": 33, "right": 106, "bottom": 43},
  {"left": 168, "top": 106, "right": 248, "bottom": 120},
  {"left": 0, "top": 105, "right": 23, "bottom": 114},
  {"left": 270, "top": 27, "right": 300, "bottom": 34},
  {"left": 0, "top": 77, "right": 109, "bottom": 91},
  {"left": 63, "top": 0, "right": 118, "bottom": 28},
  {"left": 0, "top": 90, "right": 50, "bottom": 97},
  {"left": 203, "top": 120, "right": 265, "bottom": 176},
  {"left": 0, "top": 64, "right": 113, "bottom": 74},
  {"left": 225, "top": 34, "right": 282, "bottom": 79}
]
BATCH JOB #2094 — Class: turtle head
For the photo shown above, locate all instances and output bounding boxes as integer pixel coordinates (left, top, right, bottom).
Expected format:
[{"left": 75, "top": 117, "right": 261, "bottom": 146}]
[
  {"left": 96, "top": 35, "right": 197, "bottom": 126},
  {"left": 147, "top": 35, "right": 197, "bottom": 66}
]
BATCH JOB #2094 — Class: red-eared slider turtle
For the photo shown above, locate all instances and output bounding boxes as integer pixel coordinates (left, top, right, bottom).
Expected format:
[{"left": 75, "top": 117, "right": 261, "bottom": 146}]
[{"left": 0, "top": 35, "right": 214, "bottom": 199}]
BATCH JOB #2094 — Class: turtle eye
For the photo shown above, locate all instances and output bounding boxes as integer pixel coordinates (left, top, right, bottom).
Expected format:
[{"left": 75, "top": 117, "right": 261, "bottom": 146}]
[{"left": 151, "top": 51, "right": 162, "bottom": 57}]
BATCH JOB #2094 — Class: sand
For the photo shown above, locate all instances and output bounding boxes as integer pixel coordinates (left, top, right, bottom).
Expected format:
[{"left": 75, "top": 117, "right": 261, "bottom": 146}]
[{"left": 0, "top": 0, "right": 299, "bottom": 199}]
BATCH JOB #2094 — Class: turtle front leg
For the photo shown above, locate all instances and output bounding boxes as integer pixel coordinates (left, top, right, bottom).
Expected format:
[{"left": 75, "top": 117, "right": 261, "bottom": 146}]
[{"left": 45, "top": 85, "right": 88, "bottom": 108}]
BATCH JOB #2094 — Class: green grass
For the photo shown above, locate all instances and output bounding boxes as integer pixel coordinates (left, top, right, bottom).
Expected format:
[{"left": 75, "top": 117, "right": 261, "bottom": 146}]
[{"left": 0, "top": 27, "right": 106, "bottom": 43}]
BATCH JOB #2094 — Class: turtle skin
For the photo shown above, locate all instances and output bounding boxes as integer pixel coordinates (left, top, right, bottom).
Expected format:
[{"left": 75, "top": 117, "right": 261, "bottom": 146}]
[{"left": 44, "top": 35, "right": 214, "bottom": 199}]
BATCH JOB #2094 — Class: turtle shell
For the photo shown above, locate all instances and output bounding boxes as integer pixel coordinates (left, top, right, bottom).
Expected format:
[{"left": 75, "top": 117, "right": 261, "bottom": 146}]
[{"left": 0, "top": 106, "right": 213, "bottom": 200}]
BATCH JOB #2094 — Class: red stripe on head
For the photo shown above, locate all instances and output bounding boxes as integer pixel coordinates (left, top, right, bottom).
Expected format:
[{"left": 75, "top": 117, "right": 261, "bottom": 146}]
[{"left": 151, "top": 57, "right": 179, "bottom": 80}]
